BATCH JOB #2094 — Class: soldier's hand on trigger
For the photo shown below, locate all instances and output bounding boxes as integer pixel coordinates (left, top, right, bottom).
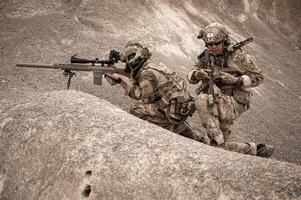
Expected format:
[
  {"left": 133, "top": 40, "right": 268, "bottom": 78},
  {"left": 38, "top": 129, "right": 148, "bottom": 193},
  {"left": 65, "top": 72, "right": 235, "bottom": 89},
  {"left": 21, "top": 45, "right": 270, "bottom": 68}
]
[
  {"left": 105, "top": 74, "right": 121, "bottom": 86},
  {"left": 195, "top": 69, "right": 210, "bottom": 80},
  {"left": 219, "top": 71, "right": 243, "bottom": 87}
]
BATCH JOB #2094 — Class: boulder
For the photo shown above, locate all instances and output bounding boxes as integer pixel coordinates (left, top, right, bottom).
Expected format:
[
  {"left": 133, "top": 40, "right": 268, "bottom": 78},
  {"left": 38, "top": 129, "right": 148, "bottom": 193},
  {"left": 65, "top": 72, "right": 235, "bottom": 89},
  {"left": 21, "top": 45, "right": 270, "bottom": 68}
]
[{"left": 0, "top": 90, "right": 300, "bottom": 200}]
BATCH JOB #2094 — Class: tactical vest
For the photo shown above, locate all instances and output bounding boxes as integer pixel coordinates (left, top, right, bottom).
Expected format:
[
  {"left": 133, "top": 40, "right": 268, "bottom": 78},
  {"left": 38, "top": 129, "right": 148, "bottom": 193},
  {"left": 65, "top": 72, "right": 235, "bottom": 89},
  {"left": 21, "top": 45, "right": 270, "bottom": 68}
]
[
  {"left": 143, "top": 63, "right": 196, "bottom": 123},
  {"left": 197, "top": 50, "right": 251, "bottom": 106}
]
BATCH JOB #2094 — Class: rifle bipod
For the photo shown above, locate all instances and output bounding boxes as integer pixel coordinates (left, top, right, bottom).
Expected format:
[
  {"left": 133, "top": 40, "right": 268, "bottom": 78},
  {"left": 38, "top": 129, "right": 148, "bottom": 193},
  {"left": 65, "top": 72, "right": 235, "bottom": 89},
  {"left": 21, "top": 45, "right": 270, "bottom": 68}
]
[{"left": 63, "top": 69, "right": 76, "bottom": 89}]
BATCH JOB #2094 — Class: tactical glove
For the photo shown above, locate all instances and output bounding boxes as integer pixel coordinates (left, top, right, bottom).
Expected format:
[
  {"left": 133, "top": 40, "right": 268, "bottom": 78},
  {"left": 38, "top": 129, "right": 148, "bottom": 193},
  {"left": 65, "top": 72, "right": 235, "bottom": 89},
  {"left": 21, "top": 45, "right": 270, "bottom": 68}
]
[
  {"left": 219, "top": 71, "right": 243, "bottom": 87},
  {"left": 195, "top": 69, "right": 210, "bottom": 80},
  {"left": 105, "top": 75, "right": 122, "bottom": 85}
]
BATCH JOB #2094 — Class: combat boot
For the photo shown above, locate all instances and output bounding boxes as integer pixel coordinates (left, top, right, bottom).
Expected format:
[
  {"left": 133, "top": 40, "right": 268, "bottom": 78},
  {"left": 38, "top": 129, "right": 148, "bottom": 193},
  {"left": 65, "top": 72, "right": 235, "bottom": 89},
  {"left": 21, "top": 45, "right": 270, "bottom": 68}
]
[{"left": 256, "top": 144, "right": 274, "bottom": 158}]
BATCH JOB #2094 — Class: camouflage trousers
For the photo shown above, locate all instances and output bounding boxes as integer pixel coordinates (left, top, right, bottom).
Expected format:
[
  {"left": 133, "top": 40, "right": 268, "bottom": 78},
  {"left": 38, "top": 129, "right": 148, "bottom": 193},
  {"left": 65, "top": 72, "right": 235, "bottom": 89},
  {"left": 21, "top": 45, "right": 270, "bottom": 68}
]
[
  {"left": 129, "top": 101, "right": 205, "bottom": 143},
  {"left": 195, "top": 92, "right": 257, "bottom": 156}
]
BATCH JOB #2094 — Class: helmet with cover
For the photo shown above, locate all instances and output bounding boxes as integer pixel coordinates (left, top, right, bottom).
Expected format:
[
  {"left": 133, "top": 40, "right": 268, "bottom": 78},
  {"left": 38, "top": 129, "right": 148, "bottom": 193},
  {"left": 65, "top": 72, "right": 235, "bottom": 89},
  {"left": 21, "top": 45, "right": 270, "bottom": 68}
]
[
  {"left": 120, "top": 42, "right": 152, "bottom": 72},
  {"left": 198, "top": 22, "right": 230, "bottom": 46}
]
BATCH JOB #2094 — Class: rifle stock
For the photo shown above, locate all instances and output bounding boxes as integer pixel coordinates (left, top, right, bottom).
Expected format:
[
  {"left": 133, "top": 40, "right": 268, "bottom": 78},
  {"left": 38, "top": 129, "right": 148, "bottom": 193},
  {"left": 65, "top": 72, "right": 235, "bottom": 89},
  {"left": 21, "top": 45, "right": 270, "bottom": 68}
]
[{"left": 219, "top": 67, "right": 243, "bottom": 75}]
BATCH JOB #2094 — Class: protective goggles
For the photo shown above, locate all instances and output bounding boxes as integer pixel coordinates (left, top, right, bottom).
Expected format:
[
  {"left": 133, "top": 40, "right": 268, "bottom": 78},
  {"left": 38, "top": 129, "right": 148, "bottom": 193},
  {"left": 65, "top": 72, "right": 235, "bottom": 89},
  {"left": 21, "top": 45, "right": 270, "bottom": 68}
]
[{"left": 206, "top": 41, "right": 222, "bottom": 46}]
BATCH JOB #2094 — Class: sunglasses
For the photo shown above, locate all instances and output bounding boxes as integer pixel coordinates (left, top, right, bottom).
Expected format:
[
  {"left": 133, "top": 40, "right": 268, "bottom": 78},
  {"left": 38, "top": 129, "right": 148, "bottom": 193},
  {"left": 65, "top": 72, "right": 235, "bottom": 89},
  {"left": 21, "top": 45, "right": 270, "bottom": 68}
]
[{"left": 206, "top": 41, "right": 222, "bottom": 46}]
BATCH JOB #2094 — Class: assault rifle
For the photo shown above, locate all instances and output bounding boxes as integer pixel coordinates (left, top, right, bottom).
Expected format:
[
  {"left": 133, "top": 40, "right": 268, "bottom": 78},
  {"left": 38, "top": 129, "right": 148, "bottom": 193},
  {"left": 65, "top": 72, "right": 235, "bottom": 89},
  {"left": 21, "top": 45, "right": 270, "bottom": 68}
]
[
  {"left": 195, "top": 67, "right": 243, "bottom": 93},
  {"left": 204, "top": 49, "right": 219, "bottom": 117},
  {"left": 196, "top": 51, "right": 243, "bottom": 117},
  {"left": 195, "top": 37, "right": 253, "bottom": 96},
  {"left": 16, "top": 50, "right": 130, "bottom": 89}
]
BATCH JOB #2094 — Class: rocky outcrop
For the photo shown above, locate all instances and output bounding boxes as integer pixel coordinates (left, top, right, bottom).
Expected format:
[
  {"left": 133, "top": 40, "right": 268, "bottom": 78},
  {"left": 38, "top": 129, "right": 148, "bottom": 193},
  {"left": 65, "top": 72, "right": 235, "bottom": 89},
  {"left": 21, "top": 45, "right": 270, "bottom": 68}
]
[{"left": 0, "top": 90, "right": 300, "bottom": 200}]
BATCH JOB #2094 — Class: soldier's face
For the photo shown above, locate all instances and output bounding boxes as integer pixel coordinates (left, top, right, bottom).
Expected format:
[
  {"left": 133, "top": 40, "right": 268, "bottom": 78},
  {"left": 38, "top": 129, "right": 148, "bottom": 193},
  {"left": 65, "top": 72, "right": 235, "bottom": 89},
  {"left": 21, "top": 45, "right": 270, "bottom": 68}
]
[{"left": 207, "top": 41, "right": 224, "bottom": 55}]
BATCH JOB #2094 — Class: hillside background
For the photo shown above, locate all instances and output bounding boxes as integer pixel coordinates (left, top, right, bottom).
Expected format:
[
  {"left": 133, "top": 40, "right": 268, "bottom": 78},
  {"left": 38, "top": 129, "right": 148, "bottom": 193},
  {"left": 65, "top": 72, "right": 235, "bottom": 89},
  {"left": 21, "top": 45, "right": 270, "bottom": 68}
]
[{"left": 0, "top": 0, "right": 300, "bottom": 165}]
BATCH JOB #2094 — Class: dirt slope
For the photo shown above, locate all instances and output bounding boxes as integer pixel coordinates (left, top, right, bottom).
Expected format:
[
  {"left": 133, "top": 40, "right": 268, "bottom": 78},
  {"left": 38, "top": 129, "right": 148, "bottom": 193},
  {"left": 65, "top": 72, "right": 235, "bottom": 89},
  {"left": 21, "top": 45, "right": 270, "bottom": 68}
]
[
  {"left": 0, "top": 90, "right": 300, "bottom": 200},
  {"left": 0, "top": 0, "right": 300, "bottom": 165}
]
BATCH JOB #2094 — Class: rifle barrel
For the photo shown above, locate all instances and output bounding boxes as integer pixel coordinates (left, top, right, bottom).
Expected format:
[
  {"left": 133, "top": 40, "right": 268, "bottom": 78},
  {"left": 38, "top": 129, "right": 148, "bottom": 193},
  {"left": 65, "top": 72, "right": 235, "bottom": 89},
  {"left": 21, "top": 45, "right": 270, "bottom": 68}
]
[
  {"left": 16, "top": 63, "right": 59, "bottom": 69},
  {"left": 16, "top": 63, "right": 129, "bottom": 75},
  {"left": 16, "top": 63, "right": 92, "bottom": 71}
]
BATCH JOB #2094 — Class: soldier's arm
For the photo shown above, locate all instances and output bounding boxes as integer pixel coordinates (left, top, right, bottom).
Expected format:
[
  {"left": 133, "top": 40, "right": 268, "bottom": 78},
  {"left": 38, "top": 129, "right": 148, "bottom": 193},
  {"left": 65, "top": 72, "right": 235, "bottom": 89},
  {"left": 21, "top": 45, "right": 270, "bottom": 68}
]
[
  {"left": 124, "top": 82, "right": 141, "bottom": 100},
  {"left": 233, "top": 51, "right": 264, "bottom": 89},
  {"left": 125, "top": 70, "right": 157, "bottom": 103}
]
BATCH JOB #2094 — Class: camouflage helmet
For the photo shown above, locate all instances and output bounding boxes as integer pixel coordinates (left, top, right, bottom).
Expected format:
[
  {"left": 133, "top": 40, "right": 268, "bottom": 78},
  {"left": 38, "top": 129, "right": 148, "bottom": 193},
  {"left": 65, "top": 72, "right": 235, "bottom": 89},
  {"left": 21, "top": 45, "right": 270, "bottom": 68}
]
[
  {"left": 120, "top": 42, "right": 152, "bottom": 70},
  {"left": 198, "top": 22, "right": 230, "bottom": 45}
]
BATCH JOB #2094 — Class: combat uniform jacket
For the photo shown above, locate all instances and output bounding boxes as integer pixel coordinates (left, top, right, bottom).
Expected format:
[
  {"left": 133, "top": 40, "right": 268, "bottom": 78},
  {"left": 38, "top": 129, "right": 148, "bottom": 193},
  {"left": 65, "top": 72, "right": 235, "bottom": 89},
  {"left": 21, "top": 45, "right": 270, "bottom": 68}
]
[
  {"left": 187, "top": 49, "right": 263, "bottom": 106},
  {"left": 125, "top": 61, "right": 195, "bottom": 123}
]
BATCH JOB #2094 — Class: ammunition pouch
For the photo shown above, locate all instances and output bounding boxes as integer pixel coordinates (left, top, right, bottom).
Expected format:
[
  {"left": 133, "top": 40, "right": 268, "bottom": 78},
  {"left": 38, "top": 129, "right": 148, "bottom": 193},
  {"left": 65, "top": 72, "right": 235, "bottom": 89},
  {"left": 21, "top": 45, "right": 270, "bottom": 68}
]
[
  {"left": 167, "top": 99, "right": 185, "bottom": 122},
  {"left": 233, "top": 89, "right": 251, "bottom": 105},
  {"left": 159, "top": 91, "right": 195, "bottom": 123},
  {"left": 146, "top": 64, "right": 195, "bottom": 123}
]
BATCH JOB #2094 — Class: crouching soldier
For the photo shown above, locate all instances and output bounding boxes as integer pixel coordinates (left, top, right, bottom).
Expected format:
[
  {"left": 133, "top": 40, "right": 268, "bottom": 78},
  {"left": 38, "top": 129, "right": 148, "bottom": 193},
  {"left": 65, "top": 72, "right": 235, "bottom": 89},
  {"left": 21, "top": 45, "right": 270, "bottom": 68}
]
[
  {"left": 187, "top": 22, "right": 274, "bottom": 157},
  {"left": 106, "top": 42, "right": 208, "bottom": 144}
]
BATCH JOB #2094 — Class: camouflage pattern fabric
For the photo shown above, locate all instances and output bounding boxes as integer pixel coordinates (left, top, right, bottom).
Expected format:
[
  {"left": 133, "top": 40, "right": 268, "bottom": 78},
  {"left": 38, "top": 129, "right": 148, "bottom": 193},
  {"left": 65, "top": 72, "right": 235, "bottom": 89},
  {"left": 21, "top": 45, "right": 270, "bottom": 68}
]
[
  {"left": 187, "top": 48, "right": 264, "bottom": 155},
  {"left": 195, "top": 91, "right": 256, "bottom": 155},
  {"left": 126, "top": 61, "right": 206, "bottom": 143},
  {"left": 129, "top": 101, "right": 202, "bottom": 141}
]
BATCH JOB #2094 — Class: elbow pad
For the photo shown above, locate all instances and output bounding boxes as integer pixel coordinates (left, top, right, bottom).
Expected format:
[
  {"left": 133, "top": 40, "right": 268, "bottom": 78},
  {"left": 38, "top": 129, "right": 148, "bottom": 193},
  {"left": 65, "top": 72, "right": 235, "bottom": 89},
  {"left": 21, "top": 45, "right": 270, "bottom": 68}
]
[
  {"left": 240, "top": 75, "right": 252, "bottom": 89},
  {"left": 187, "top": 70, "right": 199, "bottom": 83}
]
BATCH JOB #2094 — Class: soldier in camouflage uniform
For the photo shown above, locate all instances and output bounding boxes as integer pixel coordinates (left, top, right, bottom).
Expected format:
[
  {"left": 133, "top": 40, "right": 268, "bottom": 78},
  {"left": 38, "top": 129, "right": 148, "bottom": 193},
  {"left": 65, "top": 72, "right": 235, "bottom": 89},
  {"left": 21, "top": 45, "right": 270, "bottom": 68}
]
[
  {"left": 106, "top": 42, "right": 207, "bottom": 144},
  {"left": 187, "top": 23, "right": 274, "bottom": 157}
]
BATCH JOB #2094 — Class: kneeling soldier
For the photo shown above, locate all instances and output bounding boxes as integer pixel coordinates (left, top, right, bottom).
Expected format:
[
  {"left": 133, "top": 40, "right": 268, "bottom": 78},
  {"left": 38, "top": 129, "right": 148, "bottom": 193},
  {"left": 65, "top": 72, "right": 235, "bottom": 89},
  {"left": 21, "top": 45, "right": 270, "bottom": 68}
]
[
  {"left": 187, "top": 23, "right": 274, "bottom": 157},
  {"left": 106, "top": 42, "right": 208, "bottom": 144}
]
